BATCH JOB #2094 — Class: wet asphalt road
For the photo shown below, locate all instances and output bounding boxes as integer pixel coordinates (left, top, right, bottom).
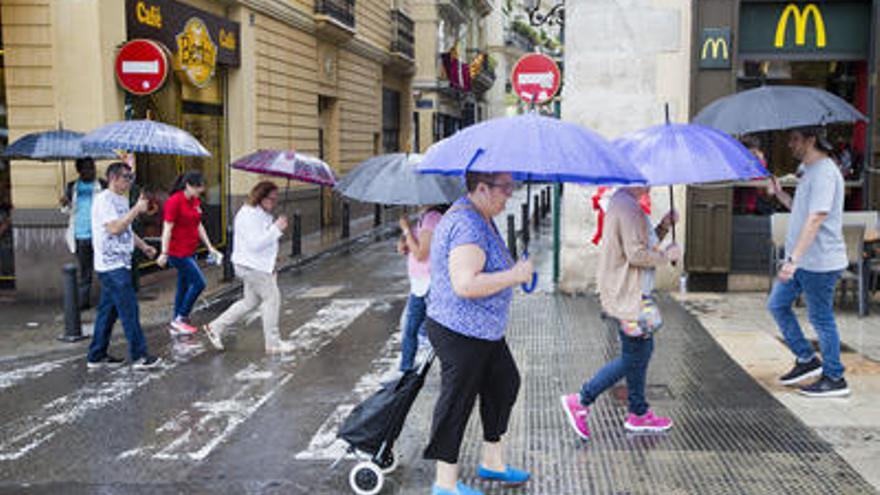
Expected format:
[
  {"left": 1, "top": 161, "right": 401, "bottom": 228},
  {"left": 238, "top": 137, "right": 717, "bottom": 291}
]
[{"left": 0, "top": 236, "right": 420, "bottom": 494}]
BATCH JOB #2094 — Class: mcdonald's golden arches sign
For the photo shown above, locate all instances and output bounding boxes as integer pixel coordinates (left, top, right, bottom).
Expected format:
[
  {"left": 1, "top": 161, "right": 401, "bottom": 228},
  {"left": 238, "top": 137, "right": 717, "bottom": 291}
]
[
  {"left": 739, "top": 2, "right": 870, "bottom": 59},
  {"left": 699, "top": 28, "right": 731, "bottom": 69}
]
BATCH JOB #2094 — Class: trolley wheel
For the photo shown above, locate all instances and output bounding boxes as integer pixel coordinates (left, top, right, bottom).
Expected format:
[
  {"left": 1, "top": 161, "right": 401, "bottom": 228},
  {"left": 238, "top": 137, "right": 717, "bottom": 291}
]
[
  {"left": 376, "top": 449, "right": 398, "bottom": 474},
  {"left": 349, "top": 461, "right": 384, "bottom": 495}
]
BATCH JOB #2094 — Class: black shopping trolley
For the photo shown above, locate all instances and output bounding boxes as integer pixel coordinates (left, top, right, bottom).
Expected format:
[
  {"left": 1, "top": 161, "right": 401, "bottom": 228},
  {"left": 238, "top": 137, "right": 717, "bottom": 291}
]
[{"left": 333, "top": 350, "right": 435, "bottom": 495}]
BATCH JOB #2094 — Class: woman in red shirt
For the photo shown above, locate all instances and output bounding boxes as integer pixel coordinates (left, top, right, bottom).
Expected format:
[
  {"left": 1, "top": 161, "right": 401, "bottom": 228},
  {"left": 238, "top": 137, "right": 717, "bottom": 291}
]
[{"left": 157, "top": 171, "right": 221, "bottom": 335}]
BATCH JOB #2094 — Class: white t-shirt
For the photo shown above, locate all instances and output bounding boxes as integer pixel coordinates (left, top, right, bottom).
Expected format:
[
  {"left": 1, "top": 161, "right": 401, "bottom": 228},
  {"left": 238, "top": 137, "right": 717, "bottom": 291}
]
[{"left": 91, "top": 190, "right": 134, "bottom": 272}]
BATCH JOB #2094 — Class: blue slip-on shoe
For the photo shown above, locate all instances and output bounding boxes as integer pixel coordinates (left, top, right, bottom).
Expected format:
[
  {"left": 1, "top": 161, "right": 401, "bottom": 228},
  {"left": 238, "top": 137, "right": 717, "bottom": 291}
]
[
  {"left": 431, "top": 481, "right": 484, "bottom": 495},
  {"left": 477, "top": 464, "right": 530, "bottom": 484}
]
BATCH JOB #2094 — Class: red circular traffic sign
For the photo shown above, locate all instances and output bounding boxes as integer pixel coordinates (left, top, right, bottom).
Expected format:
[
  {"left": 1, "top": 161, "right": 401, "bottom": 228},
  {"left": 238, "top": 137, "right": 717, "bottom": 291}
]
[
  {"left": 511, "top": 53, "right": 561, "bottom": 105},
  {"left": 114, "top": 39, "right": 169, "bottom": 96}
]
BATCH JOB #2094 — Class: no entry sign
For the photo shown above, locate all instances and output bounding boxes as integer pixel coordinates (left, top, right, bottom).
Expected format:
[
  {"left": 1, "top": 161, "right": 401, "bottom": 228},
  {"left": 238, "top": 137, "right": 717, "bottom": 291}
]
[
  {"left": 511, "top": 53, "right": 561, "bottom": 105},
  {"left": 115, "top": 39, "right": 169, "bottom": 95}
]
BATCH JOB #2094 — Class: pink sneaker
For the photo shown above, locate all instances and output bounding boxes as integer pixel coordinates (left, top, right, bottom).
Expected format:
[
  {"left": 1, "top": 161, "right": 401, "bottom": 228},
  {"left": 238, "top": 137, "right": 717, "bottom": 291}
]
[
  {"left": 560, "top": 394, "right": 591, "bottom": 440},
  {"left": 624, "top": 410, "right": 673, "bottom": 433},
  {"left": 169, "top": 318, "right": 198, "bottom": 336}
]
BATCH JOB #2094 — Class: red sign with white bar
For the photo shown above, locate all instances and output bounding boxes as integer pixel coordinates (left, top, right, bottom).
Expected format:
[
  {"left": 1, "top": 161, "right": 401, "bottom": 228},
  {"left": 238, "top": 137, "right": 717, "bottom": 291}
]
[
  {"left": 511, "top": 53, "right": 561, "bottom": 105},
  {"left": 114, "top": 39, "right": 169, "bottom": 95}
]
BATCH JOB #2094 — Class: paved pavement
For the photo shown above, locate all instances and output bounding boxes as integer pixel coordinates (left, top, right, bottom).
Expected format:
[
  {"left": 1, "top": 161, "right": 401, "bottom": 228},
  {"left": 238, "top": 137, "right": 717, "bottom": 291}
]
[{"left": 0, "top": 195, "right": 877, "bottom": 494}]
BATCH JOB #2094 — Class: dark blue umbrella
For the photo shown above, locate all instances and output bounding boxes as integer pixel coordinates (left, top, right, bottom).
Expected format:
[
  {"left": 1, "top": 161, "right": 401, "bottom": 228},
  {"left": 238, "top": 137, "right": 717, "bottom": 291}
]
[
  {"left": 693, "top": 85, "right": 867, "bottom": 134},
  {"left": 614, "top": 123, "right": 768, "bottom": 186},
  {"left": 336, "top": 153, "right": 464, "bottom": 205},
  {"left": 82, "top": 120, "right": 210, "bottom": 157},
  {"left": 2, "top": 129, "right": 116, "bottom": 160},
  {"left": 417, "top": 113, "right": 645, "bottom": 184}
]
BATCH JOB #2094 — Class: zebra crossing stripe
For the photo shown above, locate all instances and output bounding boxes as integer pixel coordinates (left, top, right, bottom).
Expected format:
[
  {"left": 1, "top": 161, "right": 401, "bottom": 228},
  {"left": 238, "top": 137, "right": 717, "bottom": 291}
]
[
  {"left": 118, "top": 299, "right": 373, "bottom": 462},
  {"left": 0, "top": 356, "right": 80, "bottom": 391}
]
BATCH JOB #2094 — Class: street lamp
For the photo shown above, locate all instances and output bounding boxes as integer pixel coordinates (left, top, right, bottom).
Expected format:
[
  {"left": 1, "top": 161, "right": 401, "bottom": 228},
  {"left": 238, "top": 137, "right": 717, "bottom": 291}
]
[{"left": 524, "top": 0, "right": 564, "bottom": 27}]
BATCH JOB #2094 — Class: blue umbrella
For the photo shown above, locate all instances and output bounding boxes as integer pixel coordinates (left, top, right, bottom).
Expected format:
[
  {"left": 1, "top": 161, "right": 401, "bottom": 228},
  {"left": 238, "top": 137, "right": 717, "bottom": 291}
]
[
  {"left": 336, "top": 153, "right": 464, "bottom": 205},
  {"left": 417, "top": 113, "right": 645, "bottom": 184},
  {"left": 419, "top": 114, "right": 646, "bottom": 292},
  {"left": 614, "top": 123, "right": 768, "bottom": 186},
  {"left": 3, "top": 129, "right": 116, "bottom": 161},
  {"left": 82, "top": 120, "right": 210, "bottom": 157}
]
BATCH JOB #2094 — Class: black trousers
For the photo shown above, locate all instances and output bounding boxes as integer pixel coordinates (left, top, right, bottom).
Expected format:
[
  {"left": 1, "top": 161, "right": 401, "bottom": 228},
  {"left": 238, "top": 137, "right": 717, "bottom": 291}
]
[
  {"left": 75, "top": 239, "right": 94, "bottom": 309},
  {"left": 423, "top": 318, "right": 521, "bottom": 464}
]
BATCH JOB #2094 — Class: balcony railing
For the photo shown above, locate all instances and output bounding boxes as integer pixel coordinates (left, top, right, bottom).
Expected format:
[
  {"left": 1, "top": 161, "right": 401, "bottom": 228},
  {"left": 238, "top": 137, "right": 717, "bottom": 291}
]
[
  {"left": 504, "top": 26, "right": 534, "bottom": 52},
  {"left": 315, "top": 0, "right": 356, "bottom": 30},
  {"left": 390, "top": 9, "right": 414, "bottom": 59}
]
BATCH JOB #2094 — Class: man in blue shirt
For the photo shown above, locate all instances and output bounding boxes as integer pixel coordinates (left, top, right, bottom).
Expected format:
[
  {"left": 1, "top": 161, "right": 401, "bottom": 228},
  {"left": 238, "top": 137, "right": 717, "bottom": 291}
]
[
  {"left": 61, "top": 158, "right": 106, "bottom": 309},
  {"left": 767, "top": 126, "right": 849, "bottom": 398}
]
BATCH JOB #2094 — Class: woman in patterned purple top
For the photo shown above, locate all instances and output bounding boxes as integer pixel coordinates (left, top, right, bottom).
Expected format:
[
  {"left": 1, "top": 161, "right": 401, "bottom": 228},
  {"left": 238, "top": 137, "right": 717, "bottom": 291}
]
[{"left": 423, "top": 172, "right": 534, "bottom": 495}]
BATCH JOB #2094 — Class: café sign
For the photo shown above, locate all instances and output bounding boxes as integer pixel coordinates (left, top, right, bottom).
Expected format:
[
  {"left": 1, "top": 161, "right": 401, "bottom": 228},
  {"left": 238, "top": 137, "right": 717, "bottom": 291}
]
[
  {"left": 126, "top": 0, "right": 240, "bottom": 70},
  {"left": 176, "top": 17, "right": 217, "bottom": 87}
]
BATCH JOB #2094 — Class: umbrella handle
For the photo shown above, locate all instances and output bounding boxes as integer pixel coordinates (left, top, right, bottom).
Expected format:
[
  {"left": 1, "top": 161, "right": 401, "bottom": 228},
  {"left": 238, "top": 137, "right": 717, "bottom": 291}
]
[{"left": 520, "top": 250, "right": 538, "bottom": 294}]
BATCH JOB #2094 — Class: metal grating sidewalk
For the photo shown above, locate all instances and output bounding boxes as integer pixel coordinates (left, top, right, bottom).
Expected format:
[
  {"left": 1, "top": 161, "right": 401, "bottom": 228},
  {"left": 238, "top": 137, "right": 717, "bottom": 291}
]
[{"left": 441, "top": 294, "right": 877, "bottom": 494}]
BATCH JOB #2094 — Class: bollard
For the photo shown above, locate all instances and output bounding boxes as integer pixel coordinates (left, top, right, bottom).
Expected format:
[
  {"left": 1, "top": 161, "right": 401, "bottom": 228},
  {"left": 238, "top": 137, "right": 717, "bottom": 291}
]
[
  {"left": 533, "top": 194, "right": 540, "bottom": 231},
  {"left": 291, "top": 212, "right": 302, "bottom": 257},
  {"left": 223, "top": 223, "right": 235, "bottom": 280},
  {"left": 58, "top": 264, "right": 86, "bottom": 342},
  {"left": 507, "top": 214, "right": 517, "bottom": 261},
  {"left": 374, "top": 204, "right": 382, "bottom": 227},
  {"left": 341, "top": 202, "right": 351, "bottom": 239},
  {"left": 521, "top": 202, "right": 529, "bottom": 245},
  {"left": 542, "top": 189, "right": 548, "bottom": 217}
]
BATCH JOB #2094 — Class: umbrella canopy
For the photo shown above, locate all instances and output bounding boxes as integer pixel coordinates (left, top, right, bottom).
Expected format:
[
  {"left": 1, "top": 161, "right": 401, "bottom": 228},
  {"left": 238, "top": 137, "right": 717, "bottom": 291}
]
[
  {"left": 614, "top": 123, "right": 769, "bottom": 186},
  {"left": 231, "top": 150, "right": 336, "bottom": 186},
  {"left": 417, "top": 113, "right": 645, "bottom": 185},
  {"left": 82, "top": 120, "right": 210, "bottom": 157},
  {"left": 335, "top": 153, "right": 464, "bottom": 205},
  {"left": 693, "top": 85, "right": 867, "bottom": 135},
  {"left": 2, "top": 129, "right": 116, "bottom": 160}
]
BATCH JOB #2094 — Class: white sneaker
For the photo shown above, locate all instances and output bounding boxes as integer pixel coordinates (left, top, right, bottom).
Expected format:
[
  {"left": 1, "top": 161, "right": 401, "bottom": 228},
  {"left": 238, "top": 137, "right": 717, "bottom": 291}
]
[
  {"left": 169, "top": 318, "right": 198, "bottom": 336},
  {"left": 201, "top": 324, "right": 224, "bottom": 351},
  {"left": 132, "top": 354, "right": 163, "bottom": 371}
]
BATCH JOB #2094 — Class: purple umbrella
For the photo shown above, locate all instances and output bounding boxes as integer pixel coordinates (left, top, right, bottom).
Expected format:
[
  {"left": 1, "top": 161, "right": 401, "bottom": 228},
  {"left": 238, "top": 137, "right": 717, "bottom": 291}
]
[
  {"left": 231, "top": 150, "right": 336, "bottom": 187},
  {"left": 614, "top": 123, "right": 768, "bottom": 186},
  {"left": 417, "top": 113, "right": 645, "bottom": 184}
]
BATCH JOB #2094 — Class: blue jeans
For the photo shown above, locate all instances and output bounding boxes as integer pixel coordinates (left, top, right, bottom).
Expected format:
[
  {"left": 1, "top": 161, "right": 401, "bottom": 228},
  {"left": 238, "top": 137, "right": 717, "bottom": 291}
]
[
  {"left": 767, "top": 269, "right": 844, "bottom": 380},
  {"left": 88, "top": 268, "right": 148, "bottom": 362},
  {"left": 400, "top": 293, "right": 427, "bottom": 372},
  {"left": 580, "top": 318, "right": 654, "bottom": 416},
  {"left": 168, "top": 255, "right": 206, "bottom": 320}
]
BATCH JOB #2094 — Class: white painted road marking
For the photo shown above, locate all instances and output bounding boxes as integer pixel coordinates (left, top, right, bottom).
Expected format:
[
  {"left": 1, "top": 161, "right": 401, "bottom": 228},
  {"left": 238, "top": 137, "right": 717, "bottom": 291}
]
[
  {"left": 0, "top": 356, "right": 80, "bottom": 391},
  {"left": 0, "top": 360, "right": 181, "bottom": 461},
  {"left": 295, "top": 332, "right": 404, "bottom": 461},
  {"left": 119, "top": 299, "right": 373, "bottom": 462}
]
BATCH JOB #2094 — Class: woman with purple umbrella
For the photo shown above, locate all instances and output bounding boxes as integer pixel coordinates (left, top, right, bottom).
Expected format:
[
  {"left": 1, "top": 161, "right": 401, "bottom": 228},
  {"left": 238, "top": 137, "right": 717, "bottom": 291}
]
[{"left": 423, "top": 172, "right": 534, "bottom": 495}]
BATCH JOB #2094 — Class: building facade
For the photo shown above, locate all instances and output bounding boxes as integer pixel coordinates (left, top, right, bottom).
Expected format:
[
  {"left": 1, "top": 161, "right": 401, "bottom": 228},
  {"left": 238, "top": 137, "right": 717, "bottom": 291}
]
[
  {"left": 411, "top": 0, "right": 496, "bottom": 152},
  {"left": 0, "top": 0, "right": 415, "bottom": 300}
]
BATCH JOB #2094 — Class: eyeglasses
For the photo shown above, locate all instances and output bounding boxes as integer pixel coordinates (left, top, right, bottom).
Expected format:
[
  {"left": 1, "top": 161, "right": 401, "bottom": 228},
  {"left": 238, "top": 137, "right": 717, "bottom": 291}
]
[
  {"left": 484, "top": 181, "right": 516, "bottom": 194},
  {"left": 121, "top": 173, "right": 135, "bottom": 181}
]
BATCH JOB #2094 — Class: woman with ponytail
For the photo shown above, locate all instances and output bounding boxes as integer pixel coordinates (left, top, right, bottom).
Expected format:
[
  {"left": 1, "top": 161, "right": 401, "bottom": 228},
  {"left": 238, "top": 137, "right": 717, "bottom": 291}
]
[{"left": 157, "top": 171, "right": 221, "bottom": 335}]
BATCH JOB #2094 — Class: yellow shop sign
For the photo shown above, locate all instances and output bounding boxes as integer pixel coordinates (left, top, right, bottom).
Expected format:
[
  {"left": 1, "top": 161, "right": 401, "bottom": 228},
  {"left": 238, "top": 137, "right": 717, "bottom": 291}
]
[
  {"left": 219, "top": 28, "right": 236, "bottom": 51},
  {"left": 136, "top": 1, "right": 162, "bottom": 29},
  {"left": 175, "top": 17, "right": 217, "bottom": 88},
  {"left": 774, "top": 3, "right": 826, "bottom": 48}
]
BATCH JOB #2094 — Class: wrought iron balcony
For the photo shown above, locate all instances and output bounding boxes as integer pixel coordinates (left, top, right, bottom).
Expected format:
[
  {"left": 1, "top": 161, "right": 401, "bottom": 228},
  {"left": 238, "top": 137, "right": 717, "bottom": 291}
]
[
  {"left": 504, "top": 26, "right": 535, "bottom": 52},
  {"left": 390, "top": 9, "right": 414, "bottom": 60},
  {"left": 315, "top": 0, "right": 356, "bottom": 30}
]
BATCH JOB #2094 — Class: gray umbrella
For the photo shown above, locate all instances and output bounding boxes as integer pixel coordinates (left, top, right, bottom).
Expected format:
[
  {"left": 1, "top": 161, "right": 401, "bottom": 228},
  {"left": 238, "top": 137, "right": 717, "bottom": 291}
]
[
  {"left": 335, "top": 153, "right": 464, "bottom": 205},
  {"left": 3, "top": 129, "right": 117, "bottom": 161},
  {"left": 693, "top": 85, "right": 867, "bottom": 135}
]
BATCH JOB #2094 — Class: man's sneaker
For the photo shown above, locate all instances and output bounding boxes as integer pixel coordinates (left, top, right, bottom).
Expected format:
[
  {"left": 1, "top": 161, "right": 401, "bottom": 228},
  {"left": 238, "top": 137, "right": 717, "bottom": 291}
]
[
  {"left": 132, "top": 354, "right": 163, "bottom": 370},
  {"left": 169, "top": 318, "right": 198, "bottom": 336},
  {"left": 201, "top": 324, "right": 224, "bottom": 351},
  {"left": 86, "top": 355, "right": 125, "bottom": 369},
  {"left": 779, "top": 357, "right": 823, "bottom": 385},
  {"left": 798, "top": 375, "right": 850, "bottom": 398},
  {"left": 624, "top": 410, "right": 673, "bottom": 433},
  {"left": 560, "top": 393, "right": 591, "bottom": 440}
]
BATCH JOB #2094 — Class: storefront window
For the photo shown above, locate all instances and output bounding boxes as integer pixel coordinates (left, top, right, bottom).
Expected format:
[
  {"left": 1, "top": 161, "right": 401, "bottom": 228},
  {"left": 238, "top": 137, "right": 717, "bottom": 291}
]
[{"left": 0, "top": 15, "right": 14, "bottom": 288}]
